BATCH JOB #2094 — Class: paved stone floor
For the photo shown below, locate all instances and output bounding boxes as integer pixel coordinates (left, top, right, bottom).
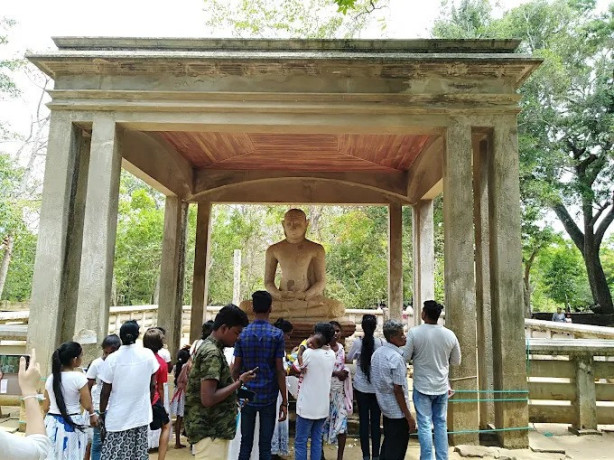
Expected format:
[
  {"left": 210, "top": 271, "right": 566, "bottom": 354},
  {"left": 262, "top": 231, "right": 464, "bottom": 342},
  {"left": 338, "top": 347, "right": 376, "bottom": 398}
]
[
  {"left": 150, "top": 423, "right": 614, "bottom": 460},
  {"left": 2, "top": 407, "right": 612, "bottom": 459}
]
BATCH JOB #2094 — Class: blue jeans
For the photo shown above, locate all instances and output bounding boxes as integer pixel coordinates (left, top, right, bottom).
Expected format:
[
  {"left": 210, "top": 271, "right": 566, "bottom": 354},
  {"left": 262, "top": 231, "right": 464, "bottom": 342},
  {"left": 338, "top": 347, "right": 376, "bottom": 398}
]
[
  {"left": 239, "top": 401, "right": 277, "bottom": 460},
  {"left": 412, "top": 390, "right": 448, "bottom": 460},
  {"left": 90, "top": 425, "right": 102, "bottom": 460},
  {"left": 295, "top": 415, "right": 326, "bottom": 460}
]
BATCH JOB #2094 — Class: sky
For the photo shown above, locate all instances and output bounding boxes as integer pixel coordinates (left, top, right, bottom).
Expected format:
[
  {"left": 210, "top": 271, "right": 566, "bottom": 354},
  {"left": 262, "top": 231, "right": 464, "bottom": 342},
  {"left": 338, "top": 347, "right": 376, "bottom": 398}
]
[
  {"left": 0, "top": 0, "right": 611, "bottom": 238},
  {"left": 1, "top": 0, "right": 537, "bottom": 137}
]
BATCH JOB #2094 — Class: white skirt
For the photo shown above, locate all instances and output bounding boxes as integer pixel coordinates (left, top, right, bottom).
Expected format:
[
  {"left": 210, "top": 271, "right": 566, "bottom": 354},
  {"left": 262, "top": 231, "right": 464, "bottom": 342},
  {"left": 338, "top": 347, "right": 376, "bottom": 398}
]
[{"left": 45, "top": 413, "right": 89, "bottom": 460}]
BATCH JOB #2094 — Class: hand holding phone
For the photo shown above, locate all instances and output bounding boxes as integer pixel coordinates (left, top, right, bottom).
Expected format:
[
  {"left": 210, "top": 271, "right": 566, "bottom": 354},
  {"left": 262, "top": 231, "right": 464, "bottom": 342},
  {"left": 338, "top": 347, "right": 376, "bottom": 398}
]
[
  {"left": 239, "top": 369, "right": 257, "bottom": 384},
  {"left": 18, "top": 349, "right": 40, "bottom": 397}
]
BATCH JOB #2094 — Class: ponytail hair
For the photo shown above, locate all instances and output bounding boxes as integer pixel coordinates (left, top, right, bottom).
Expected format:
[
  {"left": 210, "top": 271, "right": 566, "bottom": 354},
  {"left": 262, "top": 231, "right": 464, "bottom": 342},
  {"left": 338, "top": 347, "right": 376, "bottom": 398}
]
[
  {"left": 52, "top": 341, "right": 84, "bottom": 431},
  {"left": 119, "top": 320, "right": 139, "bottom": 345},
  {"left": 360, "top": 314, "right": 377, "bottom": 383}
]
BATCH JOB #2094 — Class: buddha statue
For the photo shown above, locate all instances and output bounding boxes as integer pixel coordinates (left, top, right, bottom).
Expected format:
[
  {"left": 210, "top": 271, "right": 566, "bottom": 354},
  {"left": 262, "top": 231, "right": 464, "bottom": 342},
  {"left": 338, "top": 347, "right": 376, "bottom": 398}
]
[{"left": 240, "top": 208, "right": 344, "bottom": 320}]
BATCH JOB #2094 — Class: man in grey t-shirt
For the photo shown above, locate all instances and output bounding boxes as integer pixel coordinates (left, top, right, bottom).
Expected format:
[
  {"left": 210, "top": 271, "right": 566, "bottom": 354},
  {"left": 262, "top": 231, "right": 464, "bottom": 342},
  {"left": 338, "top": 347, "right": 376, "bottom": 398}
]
[{"left": 404, "top": 300, "right": 461, "bottom": 460}]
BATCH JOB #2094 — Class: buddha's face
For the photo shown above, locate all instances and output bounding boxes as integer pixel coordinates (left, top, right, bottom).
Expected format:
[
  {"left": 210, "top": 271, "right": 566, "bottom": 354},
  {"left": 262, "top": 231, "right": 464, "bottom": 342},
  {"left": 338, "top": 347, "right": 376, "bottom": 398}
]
[{"left": 282, "top": 210, "right": 308, "bottom": 242}]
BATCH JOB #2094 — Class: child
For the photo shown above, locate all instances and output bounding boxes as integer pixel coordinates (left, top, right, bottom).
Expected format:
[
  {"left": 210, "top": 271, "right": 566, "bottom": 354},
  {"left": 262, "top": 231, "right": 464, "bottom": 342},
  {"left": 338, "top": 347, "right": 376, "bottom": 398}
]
[
  {"left": 294, "top": 323, "right": 336, "bottom": 460},
  {"left": 86, "top": 334, "right": 121, "bottom": 460},
  {"left": 289, "top": 333, "right": 325, "bottom": 373},
  {"left": 170, "top": 344, "right": 191, "bottom": 449},
  {"left": 144, "top": 328, "right": 171, "bottom": 460}
]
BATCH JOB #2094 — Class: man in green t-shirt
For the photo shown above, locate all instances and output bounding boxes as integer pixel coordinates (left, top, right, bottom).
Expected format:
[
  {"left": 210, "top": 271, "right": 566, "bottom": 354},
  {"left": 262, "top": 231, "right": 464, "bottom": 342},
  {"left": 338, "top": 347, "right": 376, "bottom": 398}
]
[{"left": 184, "top": 305, "right": 257, "bottom": 459}]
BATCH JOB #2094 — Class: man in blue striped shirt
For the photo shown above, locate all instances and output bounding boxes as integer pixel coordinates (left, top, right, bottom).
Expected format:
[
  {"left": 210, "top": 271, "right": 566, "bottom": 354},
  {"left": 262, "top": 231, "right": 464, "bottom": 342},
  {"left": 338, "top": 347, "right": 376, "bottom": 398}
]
[{"left": 233, "top": 290, "right": 288, "bottom": 460}]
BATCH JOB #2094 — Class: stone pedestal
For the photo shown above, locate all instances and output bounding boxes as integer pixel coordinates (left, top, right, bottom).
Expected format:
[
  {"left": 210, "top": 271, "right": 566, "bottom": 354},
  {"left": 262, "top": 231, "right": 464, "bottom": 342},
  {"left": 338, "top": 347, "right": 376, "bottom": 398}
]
[{"left": 239, "top": 299, "right": 355, "bottom": 349}]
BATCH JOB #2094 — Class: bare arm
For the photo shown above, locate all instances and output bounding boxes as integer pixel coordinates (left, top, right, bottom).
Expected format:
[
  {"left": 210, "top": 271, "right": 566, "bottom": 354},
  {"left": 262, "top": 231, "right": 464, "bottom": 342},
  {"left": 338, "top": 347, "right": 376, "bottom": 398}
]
[
  {"left": 42, "top": 390, "right": 50, "bottom": 414},
  {"left": 392, "top": 384, "right": 416, "bottom": 431},
  {"left": 87, "top": 378, "right": 96, "bottom": 391},
  {"left": 231, "top": 356, "right": 243, "bottom": 381},
  {"left": 80, "top": 384, "right": 98, "bottom": 426},
  {"left": 304, "top": 245, "right": 326, "bottom": 300},
  {"left": 99, "top": 383, "right": 112, "bottom": 414},
  {"left": 17, "top": 351, "right": 46, "bottom": 437},
  {"left": 264, "top": 247, "right": 282, "bottom": 300},
  {"left": 275, "top": 357, "right": 288, "bottom": 422}
]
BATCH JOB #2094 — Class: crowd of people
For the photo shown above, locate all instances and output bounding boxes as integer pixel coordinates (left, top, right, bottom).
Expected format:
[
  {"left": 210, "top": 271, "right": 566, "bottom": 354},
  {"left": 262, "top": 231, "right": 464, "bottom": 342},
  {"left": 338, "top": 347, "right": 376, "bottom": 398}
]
[{"left": 3, "top": 296, "right": 461, "bottom": 460}]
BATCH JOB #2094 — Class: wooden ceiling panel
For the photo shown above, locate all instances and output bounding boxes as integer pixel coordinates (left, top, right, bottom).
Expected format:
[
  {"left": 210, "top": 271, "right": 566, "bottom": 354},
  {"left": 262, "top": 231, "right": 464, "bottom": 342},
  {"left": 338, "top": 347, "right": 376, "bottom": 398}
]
[
  {"left": 249, "top": 133, "right": 338, "bottom": 151},
  {"left": 211, "top": 151, "right": 395, "bottom": 172},
  {"left": 151, "top": 131, "right": 436, "bottom": 172}
]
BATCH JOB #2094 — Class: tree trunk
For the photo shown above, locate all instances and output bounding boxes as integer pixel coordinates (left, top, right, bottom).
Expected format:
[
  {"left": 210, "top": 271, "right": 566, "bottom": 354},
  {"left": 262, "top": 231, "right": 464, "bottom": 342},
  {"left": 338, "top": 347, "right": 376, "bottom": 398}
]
[
  {"left": 583, "top": 237, "right": 614, "bottom": 314},
  {"left": 0, "top": 234, "right": 14, "bottom": 299},
  {"left": 523, "top": 274, "right": 532, "bottom": 318}
]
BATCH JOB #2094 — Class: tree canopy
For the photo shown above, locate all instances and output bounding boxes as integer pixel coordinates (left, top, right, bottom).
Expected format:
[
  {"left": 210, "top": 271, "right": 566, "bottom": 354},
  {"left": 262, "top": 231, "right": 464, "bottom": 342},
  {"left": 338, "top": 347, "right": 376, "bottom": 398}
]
[{"left": 433, "top": 0, "right": 614, "bottom": 314}]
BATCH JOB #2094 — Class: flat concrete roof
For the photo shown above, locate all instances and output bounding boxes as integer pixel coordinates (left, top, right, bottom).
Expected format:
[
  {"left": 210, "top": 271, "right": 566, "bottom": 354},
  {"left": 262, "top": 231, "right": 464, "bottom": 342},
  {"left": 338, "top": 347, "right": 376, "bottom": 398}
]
[{"left": 50, "top": 37, "right": 524, "bottom": 53}]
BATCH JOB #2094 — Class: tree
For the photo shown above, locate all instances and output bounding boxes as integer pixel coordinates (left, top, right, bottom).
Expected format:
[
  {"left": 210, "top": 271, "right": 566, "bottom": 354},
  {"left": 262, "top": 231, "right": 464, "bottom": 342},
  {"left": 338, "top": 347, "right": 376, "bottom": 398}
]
[
  {"left": 542, "top": 241, "right": 592, "bottom": 311},
  {"left": 521, "top": 206, "right": 557, "bottom": 316},
  {"left": 433, "top": 0, "right": 614, "bottom": 314},
  {"left": 113, "top": 172, "right": 165, "bottom": 305},
  {"left": 202, "top": 0, "right": 387, "bottom": 38}
]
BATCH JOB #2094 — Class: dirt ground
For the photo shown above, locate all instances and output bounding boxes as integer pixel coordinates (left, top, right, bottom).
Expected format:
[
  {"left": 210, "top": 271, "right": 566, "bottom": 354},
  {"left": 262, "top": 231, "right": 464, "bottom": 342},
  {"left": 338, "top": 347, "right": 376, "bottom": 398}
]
[{"left": 151, "top": 423, "right": 614, "bottom": 460}]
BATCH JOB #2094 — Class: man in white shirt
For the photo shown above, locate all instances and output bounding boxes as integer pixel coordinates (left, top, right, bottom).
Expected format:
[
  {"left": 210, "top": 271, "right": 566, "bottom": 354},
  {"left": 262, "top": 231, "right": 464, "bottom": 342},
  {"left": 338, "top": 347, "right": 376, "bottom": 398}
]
[
  {"left": 404, "top": 300, "right": 461, "bottom": 460},
  {"left": 295, "top": 322, "right": 336, "bottom": 460},
  {"left": 371, "top": 319, "right": 416, "bottom": 460}
]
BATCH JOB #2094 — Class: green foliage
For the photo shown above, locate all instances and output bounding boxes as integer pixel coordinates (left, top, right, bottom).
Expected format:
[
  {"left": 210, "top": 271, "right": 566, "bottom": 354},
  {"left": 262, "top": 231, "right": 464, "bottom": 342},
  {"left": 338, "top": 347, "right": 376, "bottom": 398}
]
[
  {"left": 0, "top": 18, "right": 21, "bottom": 99},
  {"left": 323, "top": 207, "right": 388, "bottom": 308},
  {"left": 113, "top": 172, "right": 165, "bottom": 305},
  {"left": 2, "top": 231, "right": 36, "bottom": 301},
  {"left": 433, "top": 0, "right": 614, "bottom": 313},
  {"left": 432, "top": 0, "right": 493, "bottom": 38},
  {"left": 202, "top": 0, "right": 387, "bottom": 38},
  {"left": 539, "top": 241, "right": 593, "bottom": 310}
]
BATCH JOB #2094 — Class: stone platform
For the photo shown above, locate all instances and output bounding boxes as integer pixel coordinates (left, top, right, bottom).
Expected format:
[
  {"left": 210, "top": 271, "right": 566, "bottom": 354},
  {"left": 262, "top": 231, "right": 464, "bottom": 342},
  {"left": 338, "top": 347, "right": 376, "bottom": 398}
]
[{"left": 283, "top": 319, "right": 356, "bottom": 349}]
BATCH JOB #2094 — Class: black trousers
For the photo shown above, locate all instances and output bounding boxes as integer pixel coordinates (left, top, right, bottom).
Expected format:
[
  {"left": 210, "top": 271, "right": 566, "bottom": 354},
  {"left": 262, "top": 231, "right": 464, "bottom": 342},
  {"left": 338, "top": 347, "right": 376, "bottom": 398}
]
[
  {"left": 380, "top": 416, "right": 409, "bottom": 460},
  {"left": 355, "top": 389, "right": 382, "bottom": 459}
]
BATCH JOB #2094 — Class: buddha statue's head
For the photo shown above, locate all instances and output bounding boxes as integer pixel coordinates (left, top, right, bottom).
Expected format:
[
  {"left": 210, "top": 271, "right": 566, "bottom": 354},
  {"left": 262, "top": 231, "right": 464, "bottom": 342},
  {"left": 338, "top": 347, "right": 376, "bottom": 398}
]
[{"left": 282, "top": 208, "right": 308, "bottom": 243}]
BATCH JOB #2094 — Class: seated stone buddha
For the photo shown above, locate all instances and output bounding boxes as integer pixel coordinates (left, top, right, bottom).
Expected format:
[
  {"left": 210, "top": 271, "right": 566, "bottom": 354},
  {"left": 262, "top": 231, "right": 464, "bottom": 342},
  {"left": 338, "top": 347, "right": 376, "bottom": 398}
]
[{"left": 240, "top": 208, "right": 344, "bottom": 320}]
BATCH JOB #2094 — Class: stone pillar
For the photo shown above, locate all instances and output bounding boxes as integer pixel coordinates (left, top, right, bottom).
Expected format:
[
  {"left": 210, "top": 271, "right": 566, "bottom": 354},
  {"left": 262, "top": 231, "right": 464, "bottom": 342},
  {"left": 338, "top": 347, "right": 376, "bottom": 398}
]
[
  {"left": 443, "top": 121, "right": 479, "bottom": 445},
  {"left": 388, "top": 203, "right": 403, "bottom": 321},
  {"left": 411, "top": 200, "right": 435, "bottom": 326},
  {"left": 569, "top": 355, "right": 600, "bottom": 434},
  {"left": 233, "top": 249, "right": 242, "bottom": 305},
  {"left": 158, "top": 197, "right": 188, "bottom": 357},
  {"left": 473, "top": 136, "right": 495, "bottom": 429},
  {"left": 488, "top": 117, "right": 529, "bottom": 448},
  {"left": 27, "top": 113, "right": 86, "bottom": 376},
  {"left": 191, "top": 201, "right": 212, "bottom": 341},
  {"left": 74, "top": 117, "right": 122, "bottom": 363}
]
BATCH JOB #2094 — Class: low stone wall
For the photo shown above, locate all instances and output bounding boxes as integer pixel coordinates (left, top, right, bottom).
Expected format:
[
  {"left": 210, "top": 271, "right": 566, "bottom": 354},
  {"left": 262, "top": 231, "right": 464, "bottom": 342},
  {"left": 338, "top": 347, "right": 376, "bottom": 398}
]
[{"left": 527, "top": 338, "right": 614, "bottom": 431}]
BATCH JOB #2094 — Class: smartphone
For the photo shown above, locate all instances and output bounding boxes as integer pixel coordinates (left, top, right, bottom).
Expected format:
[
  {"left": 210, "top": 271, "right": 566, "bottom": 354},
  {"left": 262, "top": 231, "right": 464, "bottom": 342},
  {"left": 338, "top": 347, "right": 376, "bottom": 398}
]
[
  {"left": 0, "top": 354, "right": 30, "bottom": 373},
  {"left": 238, "top": 387, "right": 256, "bottom": 401},
  {"left": 0, "top": 354, "right": 31, "bottom": 396}
]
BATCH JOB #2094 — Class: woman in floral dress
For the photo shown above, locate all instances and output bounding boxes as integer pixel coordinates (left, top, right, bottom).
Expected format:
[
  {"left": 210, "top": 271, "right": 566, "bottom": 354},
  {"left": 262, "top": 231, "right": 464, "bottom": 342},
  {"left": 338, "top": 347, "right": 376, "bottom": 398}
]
[{"left": 323, "top": 321, "right": 351, "bottom": 460}]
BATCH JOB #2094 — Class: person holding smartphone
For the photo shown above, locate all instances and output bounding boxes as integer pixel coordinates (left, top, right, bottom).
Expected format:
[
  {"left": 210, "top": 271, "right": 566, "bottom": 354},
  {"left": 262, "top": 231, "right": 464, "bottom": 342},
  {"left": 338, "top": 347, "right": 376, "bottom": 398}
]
[
  {"left": 0, "top": 349, "right": 52, "bottom": 460},
  {"left": 184, "top": 304, "right": 256, "bottom": 460}
]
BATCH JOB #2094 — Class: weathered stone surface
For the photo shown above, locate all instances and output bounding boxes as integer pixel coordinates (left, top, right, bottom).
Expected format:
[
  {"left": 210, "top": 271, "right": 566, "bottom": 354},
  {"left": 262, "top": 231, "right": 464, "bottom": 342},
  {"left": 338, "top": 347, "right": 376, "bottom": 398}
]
[
  {"left": 444, "top": 121, "right": 479, "bottom": 445},
  {"left": 454, "top": 445, "right": 499, "bottom": 457}
]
